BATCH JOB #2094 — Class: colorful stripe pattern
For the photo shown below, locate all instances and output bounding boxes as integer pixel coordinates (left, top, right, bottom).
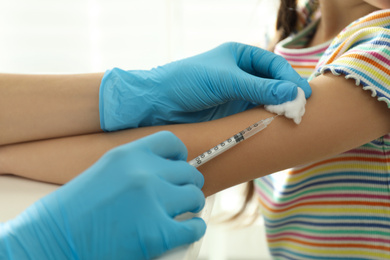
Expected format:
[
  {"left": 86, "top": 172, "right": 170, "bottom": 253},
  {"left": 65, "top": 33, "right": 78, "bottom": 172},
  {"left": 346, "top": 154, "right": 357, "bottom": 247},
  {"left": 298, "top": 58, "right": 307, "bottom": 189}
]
[
  {"left": 312, "top": 9, "right": 390, "bottom": 107},
  {"left": 255, "top": 9, "right": 390, "bottom": 260},
  {"left": 274, "top": 23, "right": 331, "bottom": 78}
]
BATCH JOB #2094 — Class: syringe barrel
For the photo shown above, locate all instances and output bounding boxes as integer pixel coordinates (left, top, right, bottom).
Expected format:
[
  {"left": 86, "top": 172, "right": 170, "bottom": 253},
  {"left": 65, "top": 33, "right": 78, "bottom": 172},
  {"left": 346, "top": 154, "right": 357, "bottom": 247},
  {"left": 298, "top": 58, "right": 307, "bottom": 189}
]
[
  {"left": 188, "top": 116, "right": 275, "bottom": 168},
  {"left": 241, "top": 121, "right": 268, "bottom": 140},
  {"left": 188, "top": 137, "right": 238, "bottom": 167}
]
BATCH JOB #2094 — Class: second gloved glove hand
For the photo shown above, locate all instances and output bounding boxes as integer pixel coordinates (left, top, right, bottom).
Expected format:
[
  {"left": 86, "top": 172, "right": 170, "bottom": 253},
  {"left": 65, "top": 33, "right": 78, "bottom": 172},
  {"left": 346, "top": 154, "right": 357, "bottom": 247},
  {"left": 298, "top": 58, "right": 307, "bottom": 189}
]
[
  {"left": 0, "top": 131, "right": 205, "bottom": 260},
  {"left": 100, "top": 42, "right": 311, "bottom": 131}
]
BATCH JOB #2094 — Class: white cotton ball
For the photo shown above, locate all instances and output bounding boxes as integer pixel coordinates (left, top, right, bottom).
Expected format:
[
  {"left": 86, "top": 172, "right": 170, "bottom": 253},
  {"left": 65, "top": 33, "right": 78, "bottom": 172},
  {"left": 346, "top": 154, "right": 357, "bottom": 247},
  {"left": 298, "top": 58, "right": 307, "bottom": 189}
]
[{"left": 264, "top": 87, "right": 306, "bottom": 124}]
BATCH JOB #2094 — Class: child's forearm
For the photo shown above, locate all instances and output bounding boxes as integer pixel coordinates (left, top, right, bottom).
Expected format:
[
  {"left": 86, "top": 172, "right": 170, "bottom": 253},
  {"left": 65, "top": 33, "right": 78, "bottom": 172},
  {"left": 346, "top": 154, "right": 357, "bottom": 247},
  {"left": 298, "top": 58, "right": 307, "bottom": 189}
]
[
  {"left": 0, "top": 128, "right": 168, "bottom": 185},
  {"left": 0, "top": 107, "right": 280, "bottom": 188},
  {"left": 0, "top": 115, "right": 260, "bottom": 186},
  {"left": 0, "top": 73, "right": 104, "bottom": 146},
  {"left": 1, "top": 74, "right": 389, "bottom": 197}
]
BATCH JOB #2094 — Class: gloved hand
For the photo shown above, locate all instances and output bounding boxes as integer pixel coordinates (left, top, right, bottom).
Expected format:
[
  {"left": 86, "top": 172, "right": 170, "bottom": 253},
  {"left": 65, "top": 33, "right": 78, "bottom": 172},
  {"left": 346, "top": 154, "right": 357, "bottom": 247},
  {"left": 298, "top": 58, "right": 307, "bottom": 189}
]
[
  {"left": 0, "top": 131, "right": 205, "bottom": 260},
  {"left": 100, "top": 42, "right": 311, "bottom": 131}
]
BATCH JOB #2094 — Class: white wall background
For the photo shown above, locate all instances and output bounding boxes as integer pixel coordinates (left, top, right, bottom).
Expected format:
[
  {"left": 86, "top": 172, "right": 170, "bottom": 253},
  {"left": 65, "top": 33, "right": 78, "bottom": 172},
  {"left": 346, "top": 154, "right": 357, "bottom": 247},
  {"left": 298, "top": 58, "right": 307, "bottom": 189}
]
[
  {"left": 0, "top": 0, "right": 279, "bottom": 73},
  {"left": 0, "top": 1, "right": 280, "bottom": 259}
]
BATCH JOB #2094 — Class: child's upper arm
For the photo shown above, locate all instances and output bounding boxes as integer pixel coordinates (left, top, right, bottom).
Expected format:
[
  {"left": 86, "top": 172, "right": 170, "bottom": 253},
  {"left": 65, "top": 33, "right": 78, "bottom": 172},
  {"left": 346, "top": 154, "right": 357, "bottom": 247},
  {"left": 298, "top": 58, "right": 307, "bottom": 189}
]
[
  {"left": 190, "top": 72, "right": 390, "bottom": 196},
  {"left": 195, "top": 11, "right": 390, "bottom": 196}
]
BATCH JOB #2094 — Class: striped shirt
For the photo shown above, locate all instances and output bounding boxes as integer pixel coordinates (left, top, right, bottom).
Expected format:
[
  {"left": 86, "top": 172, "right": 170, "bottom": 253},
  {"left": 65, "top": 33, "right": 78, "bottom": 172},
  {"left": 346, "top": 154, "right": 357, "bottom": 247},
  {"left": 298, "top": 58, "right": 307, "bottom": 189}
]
[
  {"left": 274, "top": 20, "right": 332, "bottom": 79},
  {"left": 255, "top": 9, "right": 390, "bottom": 260}
]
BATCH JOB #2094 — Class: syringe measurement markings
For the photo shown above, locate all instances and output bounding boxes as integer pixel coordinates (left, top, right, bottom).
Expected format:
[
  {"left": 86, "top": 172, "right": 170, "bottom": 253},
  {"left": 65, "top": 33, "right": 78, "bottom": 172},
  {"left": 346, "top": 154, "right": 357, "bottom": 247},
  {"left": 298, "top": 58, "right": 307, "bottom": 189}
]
[
  {"left": 192, "top": 137, "right": 237, "bottom": 166},
  {"left": 188, "top": 116, "right": 275, "bottom": 168}
]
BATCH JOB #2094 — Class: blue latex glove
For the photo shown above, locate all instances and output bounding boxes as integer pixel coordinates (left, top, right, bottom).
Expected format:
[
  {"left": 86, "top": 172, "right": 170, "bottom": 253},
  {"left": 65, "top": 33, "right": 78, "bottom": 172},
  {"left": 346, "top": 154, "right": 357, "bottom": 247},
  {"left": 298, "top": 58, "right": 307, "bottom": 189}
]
[
  {"left": 0, "top": 131, "right": 205, "bottom": 260},
  {"left": 100, "top": 42, "right": 311, "bottom": 131}
]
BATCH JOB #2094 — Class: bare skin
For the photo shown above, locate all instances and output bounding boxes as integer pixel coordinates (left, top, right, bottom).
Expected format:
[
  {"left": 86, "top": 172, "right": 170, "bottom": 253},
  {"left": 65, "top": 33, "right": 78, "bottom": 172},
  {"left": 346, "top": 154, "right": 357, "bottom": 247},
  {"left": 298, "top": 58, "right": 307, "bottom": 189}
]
[
  {"left": 0, "top": 73, "right": 103, "bottom": 145},
  {"left": 0, "top": 1, "right": 389, "bottom": 197},
  {"left": 308, "top": 0, "right": 381, "bottom": 47},
  {"left": 1, "top": 74, "right": 389, "bottom": 196}
]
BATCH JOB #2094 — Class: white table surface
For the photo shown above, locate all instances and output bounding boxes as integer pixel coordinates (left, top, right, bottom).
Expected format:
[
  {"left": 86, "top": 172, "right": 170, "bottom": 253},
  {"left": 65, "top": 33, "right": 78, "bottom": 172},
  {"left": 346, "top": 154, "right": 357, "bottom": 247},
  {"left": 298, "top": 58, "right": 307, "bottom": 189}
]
[{"left": 0, "top": 175, "right": 212, "bottom": 260}]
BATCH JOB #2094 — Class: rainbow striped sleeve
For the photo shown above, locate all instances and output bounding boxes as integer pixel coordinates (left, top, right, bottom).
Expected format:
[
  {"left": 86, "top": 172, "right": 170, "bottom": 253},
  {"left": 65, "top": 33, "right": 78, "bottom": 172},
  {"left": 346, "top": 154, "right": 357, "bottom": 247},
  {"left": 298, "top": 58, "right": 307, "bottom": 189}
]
[{"left": 310, "top": 10, "right": 390, "bottom": 107}]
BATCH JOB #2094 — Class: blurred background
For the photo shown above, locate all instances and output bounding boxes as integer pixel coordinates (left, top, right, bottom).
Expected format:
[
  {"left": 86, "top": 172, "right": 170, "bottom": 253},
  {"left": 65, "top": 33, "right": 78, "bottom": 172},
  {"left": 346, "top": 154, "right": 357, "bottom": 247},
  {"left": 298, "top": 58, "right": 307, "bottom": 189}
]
[
  {"left": 0, "top": 0, "right": 280, "bottom": 259},
  {"left": 0, "top": 0, "right": 279, "bottom": 73}
]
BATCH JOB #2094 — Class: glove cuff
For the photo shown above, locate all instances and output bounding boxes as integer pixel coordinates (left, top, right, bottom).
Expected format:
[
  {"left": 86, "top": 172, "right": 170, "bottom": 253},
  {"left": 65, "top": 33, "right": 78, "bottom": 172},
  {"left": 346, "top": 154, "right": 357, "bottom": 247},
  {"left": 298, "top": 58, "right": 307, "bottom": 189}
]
[
  {"left": 0, "top": 222, "right": 12, "bottom": 259},
  {"left": 0, "top": 219, "right": 34, "bottom": 260},
  {"left": 99, "top": 68, "right": 154, "bottom": 132},
  {"left": 0, "top": 201, "right": 74, "bottom": 260}
]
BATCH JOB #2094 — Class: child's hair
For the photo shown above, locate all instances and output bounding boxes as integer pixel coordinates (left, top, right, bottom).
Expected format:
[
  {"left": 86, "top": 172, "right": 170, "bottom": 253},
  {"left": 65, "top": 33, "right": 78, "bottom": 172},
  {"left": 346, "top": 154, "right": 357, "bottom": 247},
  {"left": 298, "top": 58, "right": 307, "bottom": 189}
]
[
  {"left": 230, "top": 0, "right": 299, "bottom": 222},
  {"left": 276, "top": 0, "right": 298, "bottom": 41}
]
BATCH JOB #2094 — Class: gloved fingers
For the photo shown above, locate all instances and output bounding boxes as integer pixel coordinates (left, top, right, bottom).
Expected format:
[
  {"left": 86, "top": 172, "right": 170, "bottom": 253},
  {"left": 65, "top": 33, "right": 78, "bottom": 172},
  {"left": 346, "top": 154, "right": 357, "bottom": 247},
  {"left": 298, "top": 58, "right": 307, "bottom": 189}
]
[
  {"left": 252, "top": 51, "right": 311, "bottom": 98},
  {"left": 233, "top": 43, "right": 311, "bottom": 99},
  {"left": 136, "top": 131, "right": 188, "bottom": 161},
  {"left": 166, "top": 218, "right": 207, "bottom": 250},
  {"left": 158, "top": 161, "right": 204, "bottom": 189},
  {"left": 228, "top": 72, "right": 299, "bottom": 105},
  {"left": 161, "top": 184, "right": 205, "bottom": 217}
]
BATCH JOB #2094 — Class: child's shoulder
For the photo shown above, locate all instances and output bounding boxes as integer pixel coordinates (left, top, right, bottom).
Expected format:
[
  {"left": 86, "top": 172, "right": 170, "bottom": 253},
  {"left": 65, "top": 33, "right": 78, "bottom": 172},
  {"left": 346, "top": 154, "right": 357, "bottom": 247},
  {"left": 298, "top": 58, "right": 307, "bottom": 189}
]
[
  {"left": 352, "top": 9, "right": 390, "bottom": 25},
  {"left": 336, "top": 9, "right": 390, "bottom": 39},
  {"left": 321, "top": 9, "right": 390, "bottom": 64},
  {"left": 311, "top": 10, "right": 390, "bottom": 108}
]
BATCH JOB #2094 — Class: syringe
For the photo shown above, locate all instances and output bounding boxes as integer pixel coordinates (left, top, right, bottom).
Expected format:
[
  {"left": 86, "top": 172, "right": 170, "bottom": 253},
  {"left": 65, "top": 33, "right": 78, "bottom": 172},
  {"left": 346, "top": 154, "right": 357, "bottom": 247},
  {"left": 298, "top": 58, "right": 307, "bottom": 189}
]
[{"left": 188, "top": 115, "right": 277, "bottom": 168}]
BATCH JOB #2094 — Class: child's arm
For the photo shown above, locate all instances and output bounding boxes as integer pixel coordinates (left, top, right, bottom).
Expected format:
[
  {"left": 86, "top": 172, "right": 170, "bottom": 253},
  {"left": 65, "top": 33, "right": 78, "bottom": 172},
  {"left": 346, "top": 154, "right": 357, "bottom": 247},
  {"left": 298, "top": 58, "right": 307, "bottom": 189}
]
[
  {"left": 0, "top": 73, "right": 104, "bottom": 145},
  {"left": 0, "top": 43, "right": 309, "bottom": 146},
  {"left": 1, "top": 73, "right": 389, "bottom": 196}
]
